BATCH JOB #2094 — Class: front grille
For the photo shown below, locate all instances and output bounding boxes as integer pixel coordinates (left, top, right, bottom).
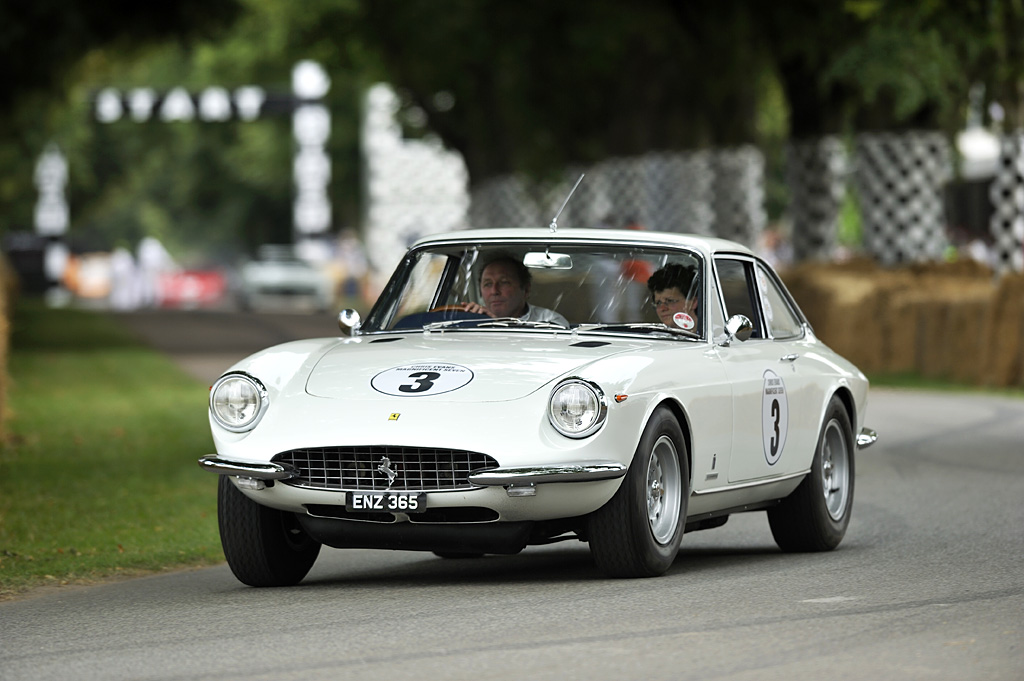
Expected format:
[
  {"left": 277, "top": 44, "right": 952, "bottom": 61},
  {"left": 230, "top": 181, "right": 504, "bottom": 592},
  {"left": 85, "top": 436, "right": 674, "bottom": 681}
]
[{"left": 272, "top": 446, "right": 498, "bottom": 492}]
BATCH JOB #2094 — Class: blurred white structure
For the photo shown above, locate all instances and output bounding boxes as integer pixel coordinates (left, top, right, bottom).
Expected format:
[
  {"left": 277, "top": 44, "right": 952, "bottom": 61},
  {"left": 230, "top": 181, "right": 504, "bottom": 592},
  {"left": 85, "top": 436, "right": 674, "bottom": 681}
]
[
  {"left": 361, "top": 83, "right": 469, "bottom": 291},
  {"left": 292, "top": 60, "right": 334, "bottom": 262}
]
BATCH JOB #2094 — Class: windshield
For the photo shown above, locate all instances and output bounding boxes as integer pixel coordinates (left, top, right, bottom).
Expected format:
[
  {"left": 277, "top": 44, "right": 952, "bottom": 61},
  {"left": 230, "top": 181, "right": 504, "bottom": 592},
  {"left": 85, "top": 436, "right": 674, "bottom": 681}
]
[{"left": 362, "top": 242, "right": 704, "bottom": 338}]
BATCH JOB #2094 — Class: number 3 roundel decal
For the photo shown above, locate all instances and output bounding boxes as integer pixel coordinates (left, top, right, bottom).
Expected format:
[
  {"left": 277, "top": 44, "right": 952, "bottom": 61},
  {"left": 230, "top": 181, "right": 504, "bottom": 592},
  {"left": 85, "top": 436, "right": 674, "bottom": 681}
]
[
  {"left": 372, "top": 364, "right": 474, "bottom": 397},
  {"left": 762, "top": 369, "right": 789, "bottom": 465}
]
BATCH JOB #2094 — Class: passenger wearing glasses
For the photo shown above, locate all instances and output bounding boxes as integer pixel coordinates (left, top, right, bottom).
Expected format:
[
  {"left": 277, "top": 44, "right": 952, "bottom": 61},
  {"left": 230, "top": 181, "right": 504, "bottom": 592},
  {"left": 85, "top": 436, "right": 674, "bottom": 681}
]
[{"left": 646, "top": 263, "right": 699, "bottom": 332}]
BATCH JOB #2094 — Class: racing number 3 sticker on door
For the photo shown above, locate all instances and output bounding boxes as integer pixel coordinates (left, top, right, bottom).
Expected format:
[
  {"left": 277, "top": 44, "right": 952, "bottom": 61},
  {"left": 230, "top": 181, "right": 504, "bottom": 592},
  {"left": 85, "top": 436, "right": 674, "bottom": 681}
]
[
  {"left": 762, "top": 369, "right": 789, "bottom": 465},
  {"left": 371, "top": 364, "right": 475, "bottom": 397}
]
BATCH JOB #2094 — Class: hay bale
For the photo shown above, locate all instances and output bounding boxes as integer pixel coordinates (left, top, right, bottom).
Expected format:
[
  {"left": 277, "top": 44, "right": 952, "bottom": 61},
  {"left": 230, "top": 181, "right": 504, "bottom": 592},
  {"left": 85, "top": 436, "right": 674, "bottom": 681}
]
[
  {"left": 983, "top": 273, "right": 1024, "bottom": 386},
  {"left": 783, "top": 263, "right": 890, "bottom": 372},
  {"left": 782, "top": 260, "right": 1007, "bottom": 384}
]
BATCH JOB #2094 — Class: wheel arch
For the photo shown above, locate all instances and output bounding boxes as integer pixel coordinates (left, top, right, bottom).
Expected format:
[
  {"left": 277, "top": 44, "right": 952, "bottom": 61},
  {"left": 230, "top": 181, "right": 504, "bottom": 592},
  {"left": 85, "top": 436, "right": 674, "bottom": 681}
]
[
  {"left": 652, "top": 397, "right": 694, "bottom": 487},
  {"left": 830, "top": 384, "right": 857, "bottom": 430}
]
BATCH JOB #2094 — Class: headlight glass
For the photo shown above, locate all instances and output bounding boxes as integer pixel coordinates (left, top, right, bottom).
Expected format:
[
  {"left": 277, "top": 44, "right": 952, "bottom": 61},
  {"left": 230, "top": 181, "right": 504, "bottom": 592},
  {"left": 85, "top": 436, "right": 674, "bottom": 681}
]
[
  {"left": 548, "top": 379, "right": 607, "bottom": 438},
  {"left": 210, "top": 373, "right": 268, "bottom": 433}
]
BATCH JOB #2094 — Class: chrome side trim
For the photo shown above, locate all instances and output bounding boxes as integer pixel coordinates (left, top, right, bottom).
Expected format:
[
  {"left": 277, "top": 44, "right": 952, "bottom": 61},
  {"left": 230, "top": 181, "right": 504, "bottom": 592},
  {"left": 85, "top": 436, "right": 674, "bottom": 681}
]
[
  {"left": 857, "top": 427, "right": 878, "bottom": 449},
  {"left": 692, "top": 469, "right": 809, "bottom": 496},
  {"left": 467, "top": 461, "right": 627, "bottom": 486},
  {"left": 197, "top": 455, "right": 298, "bottom": 480}
]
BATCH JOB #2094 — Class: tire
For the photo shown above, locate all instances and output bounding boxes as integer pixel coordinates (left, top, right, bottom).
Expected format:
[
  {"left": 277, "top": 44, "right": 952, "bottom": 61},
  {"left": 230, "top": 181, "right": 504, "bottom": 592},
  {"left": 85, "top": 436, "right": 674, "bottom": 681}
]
[
  {"left": 588, "top": 407, "right": 689, "bottom": 578},
  {"left": 217, "top": 476, "right": 321, "bottom": 587},
  {"left": 768, "top": 395, "right": 855, "bottom": 552}
]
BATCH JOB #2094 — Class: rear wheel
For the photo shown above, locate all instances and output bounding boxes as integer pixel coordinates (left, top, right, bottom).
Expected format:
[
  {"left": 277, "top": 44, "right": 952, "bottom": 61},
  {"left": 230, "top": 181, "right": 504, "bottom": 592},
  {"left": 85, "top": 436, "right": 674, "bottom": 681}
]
[
  {"left": 218, "top": 476, "right": 321, "bottom": 586},
  {"left": 768, "top": 396, "right": 854, "bottom": 552},
  {"left": 588, "top": 407, "right": 689, "bottom": 577}
]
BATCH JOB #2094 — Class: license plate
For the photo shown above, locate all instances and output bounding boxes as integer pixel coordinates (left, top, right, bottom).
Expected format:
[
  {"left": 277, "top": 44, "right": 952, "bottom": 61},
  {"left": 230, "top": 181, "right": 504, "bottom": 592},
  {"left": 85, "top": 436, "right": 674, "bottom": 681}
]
[{"left": 346, "top": 492, "right": 426, "bottom": 513}]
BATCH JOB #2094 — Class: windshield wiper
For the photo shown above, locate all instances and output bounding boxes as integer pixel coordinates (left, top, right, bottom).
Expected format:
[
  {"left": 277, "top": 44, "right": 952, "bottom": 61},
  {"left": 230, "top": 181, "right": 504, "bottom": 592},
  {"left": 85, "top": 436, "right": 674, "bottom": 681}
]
[
  {"left": 474, "top": 317, "right": 567, "bottom": 329},
  {"left": 421, "top": 317, "right": 568, "bottom": 332},
  {"left": 574, "top": 323, "right": 700, "bottom": 339},
  {"left": 422, "top": 318, "right": 487, "bottom": 331}
]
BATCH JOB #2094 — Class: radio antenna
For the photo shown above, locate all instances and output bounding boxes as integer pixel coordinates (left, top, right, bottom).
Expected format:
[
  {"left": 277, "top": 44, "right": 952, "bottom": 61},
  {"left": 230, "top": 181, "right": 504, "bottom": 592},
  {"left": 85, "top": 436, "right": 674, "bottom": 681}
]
[{"left": 549, "top": 173, "right": 585, "bottom": 233}]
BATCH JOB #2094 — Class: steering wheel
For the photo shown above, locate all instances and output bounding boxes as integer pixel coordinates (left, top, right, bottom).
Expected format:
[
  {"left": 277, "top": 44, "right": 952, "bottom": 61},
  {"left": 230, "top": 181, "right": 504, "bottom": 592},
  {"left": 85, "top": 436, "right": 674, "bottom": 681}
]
[{"left": 429, "top": 305, "right": 471, "bottom": 313}]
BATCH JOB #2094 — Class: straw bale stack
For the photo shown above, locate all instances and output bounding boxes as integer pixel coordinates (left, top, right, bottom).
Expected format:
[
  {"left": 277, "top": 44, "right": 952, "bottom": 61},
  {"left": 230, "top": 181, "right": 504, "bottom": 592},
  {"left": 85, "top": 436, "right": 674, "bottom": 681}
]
[
  {"left": 782, "top": 261, "right": 912, "bottom": 373},
  {"left": 982, "top": 272, "right": 1024, "bottom": 386},
  {"left": 782, "top": 259, "right": 1021, "bottom": 387}
]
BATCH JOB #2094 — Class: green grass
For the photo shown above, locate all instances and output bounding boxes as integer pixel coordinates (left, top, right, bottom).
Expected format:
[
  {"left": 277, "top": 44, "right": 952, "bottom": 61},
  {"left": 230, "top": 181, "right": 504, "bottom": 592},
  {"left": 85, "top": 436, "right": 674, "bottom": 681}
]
[
  {"left": 867, "top": 371, "right": 1024, "bottom": 398},
  {"left": 0, "top": 300, "right": 222, "bottom": 599}
]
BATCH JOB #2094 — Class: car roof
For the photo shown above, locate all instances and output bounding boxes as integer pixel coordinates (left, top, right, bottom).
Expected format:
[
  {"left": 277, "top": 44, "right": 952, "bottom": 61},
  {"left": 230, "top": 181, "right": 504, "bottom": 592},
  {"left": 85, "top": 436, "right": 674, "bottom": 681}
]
[{"left": 412, "top": 228, "right": 755, "bottom": 259}]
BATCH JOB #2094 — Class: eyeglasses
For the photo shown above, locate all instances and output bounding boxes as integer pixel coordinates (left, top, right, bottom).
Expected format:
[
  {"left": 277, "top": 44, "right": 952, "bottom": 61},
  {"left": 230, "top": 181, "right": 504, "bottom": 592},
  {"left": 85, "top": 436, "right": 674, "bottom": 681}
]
[{"left": 653, "top": 297, "right": 683, "bottom": 308}]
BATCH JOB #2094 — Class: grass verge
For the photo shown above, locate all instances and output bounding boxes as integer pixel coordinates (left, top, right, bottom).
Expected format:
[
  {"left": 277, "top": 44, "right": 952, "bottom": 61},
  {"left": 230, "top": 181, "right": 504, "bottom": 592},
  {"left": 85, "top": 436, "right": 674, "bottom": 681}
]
[
  {"left": 867, "top": 371, "right": 1024, "bottom": 398},
  {"left": 0, "top": 300, "right": 222, "bottom": 600}
]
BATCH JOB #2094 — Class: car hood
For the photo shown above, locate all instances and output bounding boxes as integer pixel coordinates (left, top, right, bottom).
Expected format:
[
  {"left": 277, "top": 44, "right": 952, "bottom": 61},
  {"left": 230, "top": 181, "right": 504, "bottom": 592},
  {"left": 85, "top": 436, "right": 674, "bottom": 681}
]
[{"left": 304, "top": 333, "right": 644, "bottom": 402}]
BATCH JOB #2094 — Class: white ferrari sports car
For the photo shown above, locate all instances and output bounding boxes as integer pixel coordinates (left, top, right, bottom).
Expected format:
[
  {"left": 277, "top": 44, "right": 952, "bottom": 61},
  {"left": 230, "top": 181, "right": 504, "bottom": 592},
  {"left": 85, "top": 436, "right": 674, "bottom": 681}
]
[{"left": 200, "top": 228, "right": 876, "bottom": 586}]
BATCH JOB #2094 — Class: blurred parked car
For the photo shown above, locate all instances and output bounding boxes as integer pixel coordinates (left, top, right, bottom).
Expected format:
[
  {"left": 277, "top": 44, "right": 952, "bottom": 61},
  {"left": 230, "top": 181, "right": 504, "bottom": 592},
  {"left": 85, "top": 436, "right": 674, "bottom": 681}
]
[
  {"left": 159, "top": 269, "right": 227, "bottom": 309},
  {"left": 236, "top": 245, "right": 333, "bottom": 312}
]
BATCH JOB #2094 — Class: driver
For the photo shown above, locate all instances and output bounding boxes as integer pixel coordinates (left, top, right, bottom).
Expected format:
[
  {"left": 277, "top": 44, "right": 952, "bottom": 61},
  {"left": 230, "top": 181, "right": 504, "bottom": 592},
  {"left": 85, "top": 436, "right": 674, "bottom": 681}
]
[
  {"left": 460, "top": 255, "right": 569, "bottom": 326},
  {"left": 647, "top": 263, "right": 699, "bottom": 331}
]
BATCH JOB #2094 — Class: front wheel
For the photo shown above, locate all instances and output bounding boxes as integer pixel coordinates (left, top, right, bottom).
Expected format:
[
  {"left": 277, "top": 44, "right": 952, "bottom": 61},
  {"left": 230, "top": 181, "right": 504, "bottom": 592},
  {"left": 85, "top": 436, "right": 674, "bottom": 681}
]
[
  {"left": 768, "top": 395, "right": 855, "bottom": 552},
  {"left": 588, "top": 407, "right": 689, "bottom": 577},
  {"left": 218, "top": 476, "right": 321, "bottom": 587}
]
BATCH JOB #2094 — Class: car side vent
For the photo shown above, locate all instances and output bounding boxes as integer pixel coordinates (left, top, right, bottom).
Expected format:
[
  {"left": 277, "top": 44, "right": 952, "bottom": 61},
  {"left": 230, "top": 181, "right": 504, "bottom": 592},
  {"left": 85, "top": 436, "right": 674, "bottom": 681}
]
[
  {"left": 369, "top": 337, "right": 403, "bottom": 343},
  {"left": 570, "top": 341, "right": 611, "bottom": 348}
]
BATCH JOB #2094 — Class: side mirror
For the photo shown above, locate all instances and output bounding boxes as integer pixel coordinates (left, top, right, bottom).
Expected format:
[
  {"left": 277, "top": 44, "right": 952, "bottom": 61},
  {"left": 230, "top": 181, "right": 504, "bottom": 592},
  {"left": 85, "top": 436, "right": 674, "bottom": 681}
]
[
  {"left": 722, "top": 314, "right": 753, "bottom": 345},
  {"left": 338, "top": 308, "right": 362, "bottom": 336}
]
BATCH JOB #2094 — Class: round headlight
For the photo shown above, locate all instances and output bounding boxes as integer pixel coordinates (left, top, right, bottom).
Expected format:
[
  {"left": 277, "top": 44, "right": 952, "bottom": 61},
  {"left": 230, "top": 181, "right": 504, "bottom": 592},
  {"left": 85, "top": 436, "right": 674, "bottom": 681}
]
[
  {"left": 210, "top": 372, "right": 268, "bottom": 433},
  {"left": 548, "top": 378, "right": 607, "bottom": 438}
]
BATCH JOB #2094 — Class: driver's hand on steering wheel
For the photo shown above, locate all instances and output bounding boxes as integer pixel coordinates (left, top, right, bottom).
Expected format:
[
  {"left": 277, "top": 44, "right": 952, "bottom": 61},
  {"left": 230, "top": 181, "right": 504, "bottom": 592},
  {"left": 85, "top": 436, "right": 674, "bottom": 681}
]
[{"left": 461, "top": 302, "right": 493, "bottom": 317}]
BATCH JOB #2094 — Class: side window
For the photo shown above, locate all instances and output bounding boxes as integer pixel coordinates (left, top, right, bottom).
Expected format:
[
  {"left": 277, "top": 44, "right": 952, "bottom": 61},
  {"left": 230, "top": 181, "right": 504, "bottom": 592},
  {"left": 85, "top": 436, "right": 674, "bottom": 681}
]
[
  {"left": 714, "top": 258, "right": 763, "bottom": 339},
  {"left": 756, "top": 264, "right": 803, "bottom": 339}
]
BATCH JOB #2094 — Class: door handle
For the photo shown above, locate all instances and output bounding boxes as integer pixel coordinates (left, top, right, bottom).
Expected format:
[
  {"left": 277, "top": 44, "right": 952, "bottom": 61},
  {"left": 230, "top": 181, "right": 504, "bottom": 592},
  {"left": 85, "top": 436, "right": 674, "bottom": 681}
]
[{"left": 779, "top": 354, "right": 799, "bottom": 362}]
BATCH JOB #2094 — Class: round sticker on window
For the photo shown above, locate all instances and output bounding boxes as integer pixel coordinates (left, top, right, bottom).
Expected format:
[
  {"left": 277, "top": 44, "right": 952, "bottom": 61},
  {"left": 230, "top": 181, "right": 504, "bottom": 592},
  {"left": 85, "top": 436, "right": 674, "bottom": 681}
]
[
  {"left": 762, "top": 369, "right": 789, "bottom": 465},
  {"left": 371, "top": 364, "right": 474, "bottom": 397},
  {"left": 673, "top": 312, "right": 695, "bottom": 330}
]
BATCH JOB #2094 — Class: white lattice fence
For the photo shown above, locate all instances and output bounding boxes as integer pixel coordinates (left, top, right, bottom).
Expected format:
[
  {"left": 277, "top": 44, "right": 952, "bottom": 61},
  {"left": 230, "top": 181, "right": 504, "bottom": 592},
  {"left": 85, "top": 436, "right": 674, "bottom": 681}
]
[
  {"left": 468, "top": 148, "right": 760, "bottom": 244},
  {"left": 989, "top": 131, "right": 1024, "bottom": 274},
  {"left": 854, "top": 131, "right": 953, "bottom": 265},
  {"left": 786, "top": 136, "right": 847, "bottom": 261}
]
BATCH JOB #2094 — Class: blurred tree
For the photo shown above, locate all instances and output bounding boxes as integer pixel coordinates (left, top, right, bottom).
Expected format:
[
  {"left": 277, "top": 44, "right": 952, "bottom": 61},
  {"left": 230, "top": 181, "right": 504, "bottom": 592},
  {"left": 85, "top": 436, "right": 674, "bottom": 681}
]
[
  {"left": 0, "top": 0, "right": 242, "bottom": 235},
  {"left": 0, "top": 0, "right": 241, "bottom": 118},
  {"left": 353, "top": 0, "right": 774, "bottom": 181},
  {"left": 4, "top": 0, "right": 1024, "bottom": 257}
]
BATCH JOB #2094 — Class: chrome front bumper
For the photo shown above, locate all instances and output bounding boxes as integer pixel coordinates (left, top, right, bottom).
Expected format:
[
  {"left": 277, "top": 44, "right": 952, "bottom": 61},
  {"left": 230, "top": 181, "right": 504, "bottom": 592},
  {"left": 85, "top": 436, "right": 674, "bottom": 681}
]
[
  {"left": 198, "top": 455, "right": 626, "bottom": 485},
  {"left": 467, "top": 461, "right": 627, "bottom": 485},
  {"left": 857, "top": 427, "right": 878, "bottom": 449},
  {"left": 198, "top": 455, "right": 298, "bottom": 480}
]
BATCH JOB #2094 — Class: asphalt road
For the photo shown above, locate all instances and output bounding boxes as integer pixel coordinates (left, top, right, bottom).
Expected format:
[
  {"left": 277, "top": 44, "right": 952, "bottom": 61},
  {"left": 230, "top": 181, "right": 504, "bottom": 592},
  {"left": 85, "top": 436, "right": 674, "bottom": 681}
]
[{"left": 1, "top": 310, "right": 1021, "bottom": 680}]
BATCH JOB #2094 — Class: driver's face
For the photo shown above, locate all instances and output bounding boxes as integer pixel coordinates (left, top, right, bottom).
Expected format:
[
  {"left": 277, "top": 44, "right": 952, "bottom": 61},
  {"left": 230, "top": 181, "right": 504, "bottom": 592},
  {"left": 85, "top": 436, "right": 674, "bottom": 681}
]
[
  {"left": 653, "top": 286, "right": 697, "bottom": 326},
  {"left": 480, "top": 262, "right": 528, "bottom": 318}
]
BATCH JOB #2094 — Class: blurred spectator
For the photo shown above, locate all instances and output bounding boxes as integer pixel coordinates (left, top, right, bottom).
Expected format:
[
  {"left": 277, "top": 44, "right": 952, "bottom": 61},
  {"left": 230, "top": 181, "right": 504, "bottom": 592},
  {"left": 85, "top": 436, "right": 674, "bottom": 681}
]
[
  {"left": 757, "top": 226, "right": 794, "bottom": 269},
  {"left": 109, "top": 245, "right": 140, "bottom": 310},
  {"left": 137, "top": 237, "right": 176, "bottom": 307}
]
